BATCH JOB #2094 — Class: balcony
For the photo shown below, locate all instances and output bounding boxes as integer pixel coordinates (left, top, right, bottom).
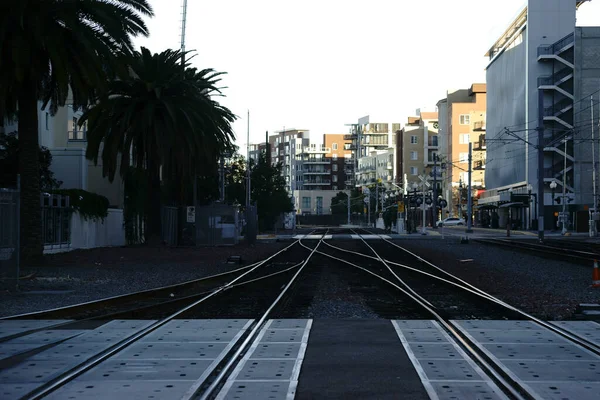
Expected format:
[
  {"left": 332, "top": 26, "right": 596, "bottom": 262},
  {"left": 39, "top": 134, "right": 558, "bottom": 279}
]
[
  {"left": 303, "top": 169, "right": 331, "bottom": 175},
  {"left": 473, "top": 135, "right": 486, "bottom": 151},
  {"left": 304, "top": 179, "right": 331, "bottom": 185},
  {"left": 68, "top": 130, "right": 87, "bottom": 141},
  {"left": 304, "top": 158, "right": 331, "bottom": 164},
  {"left": 304, "top": 146, "right": 330, "bottom": 154},
  {"left": 474, "top": 160, "right": 485, "bottom": 170},
  {"left": 344, "top": 134, "right": 356, "bottom": 140},
  {"left": 473, "top": 121, "right": 486, "bottom": 131}
]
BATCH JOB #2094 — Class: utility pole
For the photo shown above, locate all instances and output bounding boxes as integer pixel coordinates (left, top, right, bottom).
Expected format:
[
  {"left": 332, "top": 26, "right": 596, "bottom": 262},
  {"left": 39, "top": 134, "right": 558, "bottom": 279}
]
[
  {"left": 591, "top": 95, "right": 596, "bottom": 237},
  {"left": 466, "top": 142, "right": 473, "bottom": 233},
  {"left": 537, "top": 89, "right": 545, "bottom": 243},
  {"left": 433, "top": 154, "right": 438, "bottom": 229},
  {"left": 421, "top": 176, "right": 427, "bottom": 235},
  {"left": 562, "top": 137, "right": 568, "bottom": 235},
  {"left": 246, "top": 110, "right": 250, "bottom": 207},
  {"left": 347, "top": 191, "right": 351, "bottom": 225}
]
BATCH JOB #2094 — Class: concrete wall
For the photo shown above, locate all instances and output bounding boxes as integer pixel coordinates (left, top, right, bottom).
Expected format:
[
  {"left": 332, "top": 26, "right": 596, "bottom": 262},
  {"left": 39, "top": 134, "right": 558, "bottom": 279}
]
[{"left": 70, "top": 209, "right": 125, "bottom": 249}]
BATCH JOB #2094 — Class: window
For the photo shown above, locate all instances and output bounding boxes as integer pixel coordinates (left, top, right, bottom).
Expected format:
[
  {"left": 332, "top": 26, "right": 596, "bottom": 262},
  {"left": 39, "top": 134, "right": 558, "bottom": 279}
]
[
  {"left": 332, "top": 164, "right": 338, "bottom": 172},
  {"left": 459, "top": 133, "right": 470, "bottom": 144},
  {"left": 344, "top": 143, "right": 351, "bottom": 150},
  {"left": 332, "top": 154, "right": 338, "bottom": 161},
  {"left": 392, "top": 123, "right": 401, "bottom": 132},
  {"left": 410, "top": 151, "right": 418, "bottom": 160},
  {"left": 459, "top": 114, "right": 470, "bottom": 125},
  {"left": 459, "top": 152, "right": 469, "bottom": 163},
  {"left": 429, "top": 136, "right": 438, "bottom": 146},
  {"left": 332, "top": 175, "right": 338, "bottom": 182},
  {"left": 332, "top": 143, "right": 338, "bottom": 150},
  {"left": 302, "top": 197, "right": 311, "bottom": 209},
  {"left": 410, "top": 135, "right": 418, "bottom": 144},
  {"left": 410, "top": 166, "right": 418, "bottom": 175}
]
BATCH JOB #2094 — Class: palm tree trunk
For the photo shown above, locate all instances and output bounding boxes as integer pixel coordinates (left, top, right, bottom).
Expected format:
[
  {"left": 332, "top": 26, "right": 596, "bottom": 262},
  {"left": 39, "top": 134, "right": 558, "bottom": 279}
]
[
  {"left": 18, "top": 86, "right": 43, "bottom": 261},
  {"left": 145, "top": 158, "right": 162, "bottom": 245}
]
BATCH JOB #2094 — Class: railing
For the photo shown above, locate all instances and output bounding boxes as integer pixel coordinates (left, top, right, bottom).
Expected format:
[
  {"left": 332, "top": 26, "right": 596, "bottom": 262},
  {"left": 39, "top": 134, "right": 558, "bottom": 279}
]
[
  {"left": 304, "top": 169, "right": 331, "bottom": 175},
  {"left": 305, "top": 158, "right": 331, "bottom": 164},
  {"left": 304, "top": 180, "right": 331, "bottom": 185},
  {"left": 537, "top": 32, "right": 574, "bottom": 56},
  {"left": 304, "top": 146, "right": 330, "bottom": 153},
  {"left": 474, "top": 135, "right": 486, "bottom": 150},
  {"left": 68, "top": 130, "right": 86, "bottom": 141},
  {"left": 41, "top": 193, "right": 71, "bottom": 250},
  {"left": 343, "top": 134, "right": 355, "bottom": 140},
  {"left": 473, "top": 121, "right": 486, "bottom": 131},
  {"left": 538, "top": 68, "right": 573, "bottom": 87},
  {"left": 474, "top": 160, "right": 485, "bottom": 170},
  {"left": 544, "top": 98, "right": 573, "bottom": 117}
]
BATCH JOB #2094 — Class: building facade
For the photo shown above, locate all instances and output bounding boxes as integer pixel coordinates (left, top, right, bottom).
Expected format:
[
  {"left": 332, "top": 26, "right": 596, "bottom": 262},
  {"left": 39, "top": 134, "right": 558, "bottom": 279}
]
[
  {"left": 481, "top": 0, "right": 600, "bottom": 232},
  {"left": 323, "top": 133, "right": 353, "bottom": 191}
]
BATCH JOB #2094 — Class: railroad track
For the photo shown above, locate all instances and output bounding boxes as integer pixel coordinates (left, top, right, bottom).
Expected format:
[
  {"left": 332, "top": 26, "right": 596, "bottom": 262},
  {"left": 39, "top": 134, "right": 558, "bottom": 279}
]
[
  {"left": 291, "top": 228, "right": 600, "bottom": 400},
  {"left": 474, "top": 237, "right": 600, "bottom": 264},
  {"left": 0, "top": 231, "right": 328, "bottom": 399},
  {"left": 3, "top": 227, "right": 600, "bottom": 399}
]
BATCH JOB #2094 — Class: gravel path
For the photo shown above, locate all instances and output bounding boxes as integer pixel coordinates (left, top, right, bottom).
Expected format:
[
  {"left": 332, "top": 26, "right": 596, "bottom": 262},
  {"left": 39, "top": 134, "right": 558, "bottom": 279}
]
[
  {"left": 0, "top": 242, "right": 288, "bottom": 317},
  {"left": 393, "top": 238, "right": 600, "bottom": 320}
]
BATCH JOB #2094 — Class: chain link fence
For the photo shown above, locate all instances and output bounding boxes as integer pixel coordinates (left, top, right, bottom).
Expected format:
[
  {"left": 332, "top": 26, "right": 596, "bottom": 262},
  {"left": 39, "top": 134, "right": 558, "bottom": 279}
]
[{"left": 0, "top": 180, "right": 20, "bottom": 289}]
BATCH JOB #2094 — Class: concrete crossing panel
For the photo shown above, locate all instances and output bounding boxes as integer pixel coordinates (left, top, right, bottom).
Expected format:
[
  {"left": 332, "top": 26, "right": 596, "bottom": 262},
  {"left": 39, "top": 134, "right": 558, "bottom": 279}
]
[{"left": 453, "top": 320, "right": 600, "bottom": 400}]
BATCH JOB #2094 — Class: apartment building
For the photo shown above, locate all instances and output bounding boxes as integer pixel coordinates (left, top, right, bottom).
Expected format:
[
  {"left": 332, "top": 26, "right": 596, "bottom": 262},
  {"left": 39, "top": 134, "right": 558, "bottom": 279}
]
[
  {"left": 248, "top": 142, "right": 267, "bottom": 164},
  {"left": 480, "top": 0, "right": 600, "bottom": 231},
  {"left": 399, "top": 112, "right": 440, "bottom": 187},
  {"left": 323, "top": 133, "right": 353, "bottom": 191},
  {"left": 268, "top": 129, "right": 310, "bottom": 192}
]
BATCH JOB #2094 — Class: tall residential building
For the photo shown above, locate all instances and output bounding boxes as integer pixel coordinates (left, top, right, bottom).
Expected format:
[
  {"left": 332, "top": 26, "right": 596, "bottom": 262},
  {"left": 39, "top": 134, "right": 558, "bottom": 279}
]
[
  {"left": 399, "top": 112, "right": 440, "bottom": 190},
  {"left": 480, "top": 0, "right": 600, "bottom": 232},
  {"left": 268, "top": 129, "right": 310, "bottom": 192},
  {"left": 436, "top": 84, "right": 486, "bottom": 214},
  {"left": 323, "top": 133, "right": 353, "bottom": 191}
]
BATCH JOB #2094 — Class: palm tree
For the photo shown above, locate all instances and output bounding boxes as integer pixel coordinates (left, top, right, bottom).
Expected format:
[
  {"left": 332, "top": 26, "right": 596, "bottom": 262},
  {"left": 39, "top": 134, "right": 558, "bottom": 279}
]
[
  {"left": 83, "top": 48, "right": 236, "bottom": 244},
  {"left": 0, "top": 0, "right": 153, "bottom": 260}
]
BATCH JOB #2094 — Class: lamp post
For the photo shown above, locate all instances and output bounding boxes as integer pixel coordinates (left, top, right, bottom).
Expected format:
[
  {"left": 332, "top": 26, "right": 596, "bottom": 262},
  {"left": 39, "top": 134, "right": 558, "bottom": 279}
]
[
  {"left": 550, "top": 180, "right": 557, "bottom": 231},
  {"left": 507, "top": 188, "right": 513, "bottom": 237}
]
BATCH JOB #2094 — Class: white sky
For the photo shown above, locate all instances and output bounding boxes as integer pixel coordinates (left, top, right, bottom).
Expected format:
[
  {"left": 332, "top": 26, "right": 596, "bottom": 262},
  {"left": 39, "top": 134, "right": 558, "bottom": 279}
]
[{"left": 135, "top": 0, "right": 600, "bottom": 147}]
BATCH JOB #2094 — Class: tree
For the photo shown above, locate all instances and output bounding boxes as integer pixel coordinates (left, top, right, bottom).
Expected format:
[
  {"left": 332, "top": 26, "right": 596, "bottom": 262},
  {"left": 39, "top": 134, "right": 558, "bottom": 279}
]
[
  {"left": 0, "top": 0, "right": 153, "bottom": 260},
  {"left": 330, "top": 189, "right": 364, "bottom": 216},
  {"left": 251, "top": 153, "right": 293, "bottom": 231},
  {"left": 223, "top": 153, "right": 293, "bottom": 231},
  {"left": 83, "top": 48, "right": 236, "bottom": 243},
  {"left": 0, "top": 131, "right": 62, "bottom": 190}
]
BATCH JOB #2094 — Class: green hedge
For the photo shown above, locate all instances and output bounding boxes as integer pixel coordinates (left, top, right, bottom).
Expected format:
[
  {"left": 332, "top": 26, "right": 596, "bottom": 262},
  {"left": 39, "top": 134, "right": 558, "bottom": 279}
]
[{"left": 51, "top": 188, "right": 110, "bottom": 221}]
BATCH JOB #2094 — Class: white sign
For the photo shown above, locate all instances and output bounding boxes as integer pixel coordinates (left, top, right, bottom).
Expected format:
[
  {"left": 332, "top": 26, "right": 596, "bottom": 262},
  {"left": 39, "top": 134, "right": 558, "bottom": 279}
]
[{"left": 187, "top": 206, "right": 195, "bottom": 223}]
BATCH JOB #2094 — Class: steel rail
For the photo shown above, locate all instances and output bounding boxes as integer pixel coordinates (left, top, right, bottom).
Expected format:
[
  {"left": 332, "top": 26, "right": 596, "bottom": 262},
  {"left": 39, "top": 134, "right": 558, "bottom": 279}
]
[
  {"left": 301, "top": 239, "right": 528, "bottom": 400},
  {"left": 191, "top": 231, "right": 327, "bottom": 400},
  {"left": 1, "top": 260, "right": 265, "bottom": 322},
  {"left": 89, "top": 260, "right": 307, "bottom": 322},
  {"left": 362, "top": 230, "right": 600, "bottom": 354},
  {"left": 23, "top": 235, "right": 315, "bottom": 400}
]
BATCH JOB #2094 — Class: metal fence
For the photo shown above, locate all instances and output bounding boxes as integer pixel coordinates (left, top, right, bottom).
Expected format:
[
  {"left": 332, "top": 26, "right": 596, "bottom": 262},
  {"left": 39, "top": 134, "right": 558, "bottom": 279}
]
[
  {"left": 0, "top": 182, "right": 20, "bottom": 289},
  {"left": 196, "top": 204, "right": 241, "bottom": 246},
  {"left": 161, "top": 206, "right": 179, "bottom": 246},
  {"left": 41, "top": 193, "right": 71, "bottom": 251}
]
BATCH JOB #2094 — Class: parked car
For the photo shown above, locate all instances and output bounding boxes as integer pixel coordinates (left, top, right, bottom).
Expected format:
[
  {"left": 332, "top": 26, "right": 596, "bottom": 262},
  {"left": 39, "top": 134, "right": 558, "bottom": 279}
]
[{"left": 436, "top": 217, "right": 465, "bottom": 227}]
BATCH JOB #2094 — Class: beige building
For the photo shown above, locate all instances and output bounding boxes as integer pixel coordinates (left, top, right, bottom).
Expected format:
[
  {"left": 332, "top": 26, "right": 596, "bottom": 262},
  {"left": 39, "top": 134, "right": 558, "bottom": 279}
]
[
  {"left": 437, "top": 84, "right": 486, "bottom": 214},
  {"left": 399, "top": 112, "right": 439, "bottom": 190}
]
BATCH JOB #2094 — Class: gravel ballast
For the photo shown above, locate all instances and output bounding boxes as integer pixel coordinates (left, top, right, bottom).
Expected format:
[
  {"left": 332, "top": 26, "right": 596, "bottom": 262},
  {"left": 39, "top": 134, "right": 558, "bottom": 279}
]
[
  {"left": 0, "top": 242, "right": 289, "bottom": 317},
  {"left": 393, "top": 238, "right": 600, "bottom": 320}
]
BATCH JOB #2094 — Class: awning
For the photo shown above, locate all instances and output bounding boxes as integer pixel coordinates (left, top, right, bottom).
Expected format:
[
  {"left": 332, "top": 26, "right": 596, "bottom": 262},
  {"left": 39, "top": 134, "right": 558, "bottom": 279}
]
[
  {"left": 477, "top": 204, "right": 498, "bottom": 210},
  {"left": 499, "top": 202, "right": 527, "bottom": 208}
]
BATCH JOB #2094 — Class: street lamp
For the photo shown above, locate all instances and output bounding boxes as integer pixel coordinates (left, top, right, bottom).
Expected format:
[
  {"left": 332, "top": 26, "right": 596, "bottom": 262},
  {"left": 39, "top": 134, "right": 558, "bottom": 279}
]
[{"left": 550, "top": 180, "right": 557, "bottom": 232}]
